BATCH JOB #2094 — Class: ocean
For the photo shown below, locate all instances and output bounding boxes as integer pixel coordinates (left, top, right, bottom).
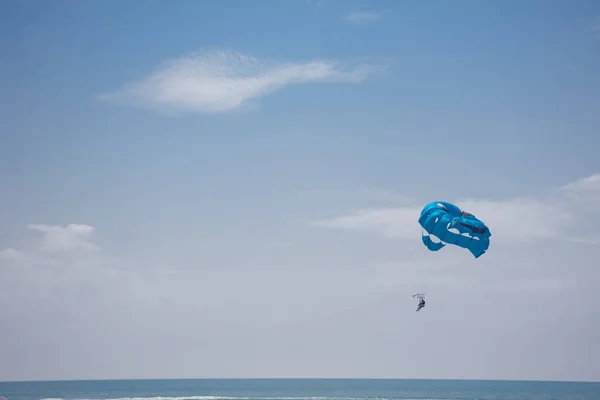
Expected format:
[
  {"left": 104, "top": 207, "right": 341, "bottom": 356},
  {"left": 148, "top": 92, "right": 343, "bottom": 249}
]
[{"left": 1, "top": 379, "right": 599, "bottom": 400}]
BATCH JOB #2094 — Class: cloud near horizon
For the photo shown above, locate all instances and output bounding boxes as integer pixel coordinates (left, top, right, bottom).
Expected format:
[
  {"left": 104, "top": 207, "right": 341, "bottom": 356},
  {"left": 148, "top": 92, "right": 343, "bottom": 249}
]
[
  {"left": 2, "top": 174, "right": 600, "bottom": 382},
  {"left": 98, "top": 49, "right": 383, "bottom": 115}
]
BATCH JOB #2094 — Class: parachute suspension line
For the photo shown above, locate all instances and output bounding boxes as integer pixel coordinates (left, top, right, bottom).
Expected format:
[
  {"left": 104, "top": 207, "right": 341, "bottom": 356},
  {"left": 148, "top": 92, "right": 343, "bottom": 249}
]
[
  {"left": 420, "top": 229, "right": 433, "bottom": 295},
  {"left": 422, "top": 256, "right": 432, "bottom": 295}
]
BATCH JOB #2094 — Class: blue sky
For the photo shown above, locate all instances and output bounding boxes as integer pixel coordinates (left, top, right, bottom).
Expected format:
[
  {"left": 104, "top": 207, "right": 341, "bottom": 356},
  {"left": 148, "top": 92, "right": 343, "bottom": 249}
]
[{"left": 1, "top": 0, "right": 600, "bottom": 382}]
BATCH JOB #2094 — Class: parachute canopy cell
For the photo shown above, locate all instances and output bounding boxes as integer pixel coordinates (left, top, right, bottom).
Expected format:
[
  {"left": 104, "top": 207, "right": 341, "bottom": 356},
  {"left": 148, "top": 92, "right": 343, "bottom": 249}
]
[{"left": 418, "top": 201, "right": 491, "bottom": 258}]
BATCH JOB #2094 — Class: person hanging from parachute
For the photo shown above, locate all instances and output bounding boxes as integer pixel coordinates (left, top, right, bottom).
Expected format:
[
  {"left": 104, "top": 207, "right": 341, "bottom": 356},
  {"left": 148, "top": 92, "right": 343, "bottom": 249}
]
[
  {"left": 412, "top": 293, "right": 426, "bottom": 312},
  {"left": 417, "top": 297, "right": 425, "bottom": 312}
]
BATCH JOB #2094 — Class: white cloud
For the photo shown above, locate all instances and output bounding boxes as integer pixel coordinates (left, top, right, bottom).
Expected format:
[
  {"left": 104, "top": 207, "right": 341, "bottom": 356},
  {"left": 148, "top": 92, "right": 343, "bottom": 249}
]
[
  {"left": 0, "top": 248, "right": 25, "bottom": 262},
  {"left": 98, "top": 49, "right": 383, "bottom": 115},
  {"left": 346, "top": 11, "right": 384, "bottom": 23},
  {"left": 26, "top": 224, "right": 100, "bottom": 252},
  {"left": 314, "top": 206, "right": 419, "bottom": 240},
  {"left": 313, "top": 173, "right": 600, "bottom": 247},
  {"left": 560, "top": 173, "right": 600, "bottom": 204},
  {"left": 0, "top": 221, "right": 407, "bottom": 380}
]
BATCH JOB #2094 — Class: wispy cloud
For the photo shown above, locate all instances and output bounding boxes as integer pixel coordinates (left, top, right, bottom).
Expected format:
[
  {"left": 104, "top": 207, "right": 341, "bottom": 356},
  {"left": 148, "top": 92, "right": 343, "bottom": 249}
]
[
  {"left": 561, "top": 173, "right": 600, "bottom": 203},
  {"left": 346, "top": 11, "right": 384, "bottom": 23},
  {"left": 98, "top": 49, "right": 383, "bottom": 115},
  {"left": 27, "top": 224, "right": 100, "bottom": 252},
  {"left": 0, "top": 248, "right": 25, "bottom": 262},
  {"left": 0, "top": 224, "right": 102, "bottom": 269},
  {"left": 313, "top": 173, "right": 600, "bottom": 247}
]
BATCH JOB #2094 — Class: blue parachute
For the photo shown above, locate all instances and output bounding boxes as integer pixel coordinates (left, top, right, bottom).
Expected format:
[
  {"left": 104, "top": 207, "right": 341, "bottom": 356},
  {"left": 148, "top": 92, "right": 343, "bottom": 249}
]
[{"left": 418, "top": 201, "right": 491, "bottom": 258}]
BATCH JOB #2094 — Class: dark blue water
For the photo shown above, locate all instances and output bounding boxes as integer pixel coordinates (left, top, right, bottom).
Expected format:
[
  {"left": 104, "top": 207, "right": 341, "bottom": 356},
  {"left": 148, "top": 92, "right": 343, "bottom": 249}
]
[{"left": 0, "top": 378, "right": 599, "bottom": 400}]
